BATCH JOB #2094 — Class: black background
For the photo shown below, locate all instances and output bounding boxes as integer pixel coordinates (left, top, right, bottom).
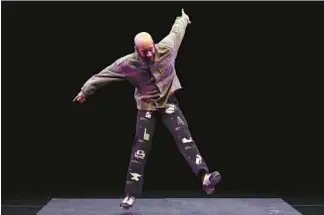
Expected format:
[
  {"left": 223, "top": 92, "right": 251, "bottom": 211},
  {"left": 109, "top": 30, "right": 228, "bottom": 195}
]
[{"left": 2, "top": 1, "right": 323, "bottom": 198}]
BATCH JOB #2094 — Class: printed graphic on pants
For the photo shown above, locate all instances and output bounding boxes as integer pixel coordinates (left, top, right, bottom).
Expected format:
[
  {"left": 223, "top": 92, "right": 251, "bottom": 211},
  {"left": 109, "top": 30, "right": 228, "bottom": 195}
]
[
  {"left": 143, "top": 128, "right": 150, "bottom": 140},
  {"left": 130, "top": 173, "right": 141, "bottom": 181},
  {"left": 177, "top": 116, "right": 185, "bottom": 126},
  {"left": 195, "top": 154, "right": 202, "bottom": 165},
  {"left": 134, "top": 150, "right": 146, "bottom": 159},
  {"left": 165, "top": 104, "right": 176, "bottom": 114},
  {"left": 145, "top": 111, "right": 152, "bottom": 118},
  {"left": 182, "top": 137, "right": 193, "bottom": 143}
]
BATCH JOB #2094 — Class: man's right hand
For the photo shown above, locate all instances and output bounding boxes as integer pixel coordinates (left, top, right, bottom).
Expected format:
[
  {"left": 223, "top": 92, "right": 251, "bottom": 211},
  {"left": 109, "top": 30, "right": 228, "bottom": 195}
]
[
  {"left": 181, "top": 9, "right": 191, "bottom": 24},
  {"left": 73, "top": 93, "right": 86, "bottom": 103}
]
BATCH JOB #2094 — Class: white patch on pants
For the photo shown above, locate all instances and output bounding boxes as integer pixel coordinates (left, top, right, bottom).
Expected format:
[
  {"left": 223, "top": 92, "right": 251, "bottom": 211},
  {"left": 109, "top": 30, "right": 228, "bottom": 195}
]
[
  {"left": 134, "top": 150, "right": 146, "bottom": 159},
  {"left": 182, "top": 137, "right": 193, "bottom": 143},
  {"left": 177, "top": 116, "right": 185, "bottom": 125},
  {"left": 165, "top": 104, "right": 176, "bottom": 114},
  {"left": 143, "top": 128, "right": 150, "bottom": 140},
  {"left": 195, "top": 154, "right": 202, "bottom": 165},
  {"left": 130, "top": 173, "right": 141, "bottom": 181},
  {"left": 145, "top": 111, "right": 152, "bottom": 118}
]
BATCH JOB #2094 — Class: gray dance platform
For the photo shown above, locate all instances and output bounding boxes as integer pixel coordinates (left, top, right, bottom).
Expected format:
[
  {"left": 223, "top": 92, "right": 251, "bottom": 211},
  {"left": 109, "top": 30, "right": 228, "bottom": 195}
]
[{"left": 37, "top": 198, "right": 303, "bottom": 215}]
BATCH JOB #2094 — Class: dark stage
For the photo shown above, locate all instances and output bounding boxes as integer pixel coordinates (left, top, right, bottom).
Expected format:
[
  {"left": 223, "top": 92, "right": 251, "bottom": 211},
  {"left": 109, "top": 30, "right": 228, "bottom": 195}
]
[{"left": 2, "top": 1, "right": 324, "bottom": 215}]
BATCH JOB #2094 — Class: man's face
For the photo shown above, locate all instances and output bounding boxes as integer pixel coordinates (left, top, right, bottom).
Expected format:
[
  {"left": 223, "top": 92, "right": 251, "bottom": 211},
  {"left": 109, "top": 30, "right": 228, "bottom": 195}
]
[{"left": 136, "top": 45, "right": 155, "bottom": 64}]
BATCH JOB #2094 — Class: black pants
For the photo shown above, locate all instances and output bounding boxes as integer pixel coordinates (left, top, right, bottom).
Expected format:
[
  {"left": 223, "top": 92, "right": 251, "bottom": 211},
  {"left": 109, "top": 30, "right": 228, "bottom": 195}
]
[{"left": 124, "top": 102, "right": 209, "bottom": 196}]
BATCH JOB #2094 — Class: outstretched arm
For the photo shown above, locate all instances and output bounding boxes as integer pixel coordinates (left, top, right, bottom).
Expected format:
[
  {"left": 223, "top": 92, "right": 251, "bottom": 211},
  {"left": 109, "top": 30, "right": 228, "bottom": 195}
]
[
  {"left": 73, "top": 57, "right": 127, "bottom": 102},
  {"left": 159, "top": 9, "right": 191, "bottom": 51}
]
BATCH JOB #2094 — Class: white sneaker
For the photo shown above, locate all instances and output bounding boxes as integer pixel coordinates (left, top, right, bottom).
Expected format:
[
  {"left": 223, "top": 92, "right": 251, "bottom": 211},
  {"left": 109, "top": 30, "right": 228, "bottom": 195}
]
[
  {"left": 203, "top": 171, "right": 221, "bottom": 194},
  {"left": 120, "top": 195, "right": 136, "bottom": 210}
]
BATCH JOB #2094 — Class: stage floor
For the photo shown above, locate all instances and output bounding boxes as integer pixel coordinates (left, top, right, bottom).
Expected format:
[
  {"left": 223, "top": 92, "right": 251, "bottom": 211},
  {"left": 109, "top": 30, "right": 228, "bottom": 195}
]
[{"left": 36, "top": 198, "right": 302, "bottom": 215}]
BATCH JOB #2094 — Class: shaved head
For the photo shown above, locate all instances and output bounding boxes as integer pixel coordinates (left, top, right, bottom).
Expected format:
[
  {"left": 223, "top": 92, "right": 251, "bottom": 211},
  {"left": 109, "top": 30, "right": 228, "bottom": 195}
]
[
  {"left": 134, "top": 32, "right": 155, "bottom": 64},
  {"left": 134, "top": 32, "right": 153, "bottom": 49}
]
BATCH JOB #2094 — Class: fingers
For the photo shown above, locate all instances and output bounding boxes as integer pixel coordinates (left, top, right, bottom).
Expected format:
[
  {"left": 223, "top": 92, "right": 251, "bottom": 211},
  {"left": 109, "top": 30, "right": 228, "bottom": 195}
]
[
  {"left": 181, "top": 9, "right": 189, "bottom": 18},
  {"left": 182, "top": 9, "right": 185, "bottom": 16},
  {"left": 73, "top": 95, "right": 85, "bottom": 103},
  {"left": 79, "top": 97, "right": 86, "bottom": 103},
  {"left": 181, "top": 9, "right": 191, "bottom": 24}
]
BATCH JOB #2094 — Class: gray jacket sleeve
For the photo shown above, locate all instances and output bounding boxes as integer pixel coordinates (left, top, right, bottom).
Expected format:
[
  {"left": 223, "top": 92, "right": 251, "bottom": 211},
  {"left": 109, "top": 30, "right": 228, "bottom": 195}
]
[
  {"left": 159, "top": 17, "right": 189, "bottom": 51},
  {"left": 80, "top": 58, "right": 126, "bottom": 97}
]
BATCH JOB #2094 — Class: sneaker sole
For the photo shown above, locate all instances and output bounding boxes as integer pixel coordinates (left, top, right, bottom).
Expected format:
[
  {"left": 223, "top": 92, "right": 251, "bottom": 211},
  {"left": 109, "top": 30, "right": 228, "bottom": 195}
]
[{"left": 120, "top": 203, "right": 132, "bottom": 210}]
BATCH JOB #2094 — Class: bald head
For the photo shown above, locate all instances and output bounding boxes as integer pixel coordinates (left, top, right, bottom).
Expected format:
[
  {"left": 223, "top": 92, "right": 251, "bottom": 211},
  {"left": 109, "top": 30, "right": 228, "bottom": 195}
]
[
  {"left": 134, "top": 32, "right": 153, "bottom": 49},
  {"left": 134, "top": 32, "right": 155, "bottom": 64}
]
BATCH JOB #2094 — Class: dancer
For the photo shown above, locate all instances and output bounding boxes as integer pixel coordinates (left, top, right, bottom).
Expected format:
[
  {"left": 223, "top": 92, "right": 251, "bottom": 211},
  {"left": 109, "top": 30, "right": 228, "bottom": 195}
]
[{"left": 73, "top": 9, "right": 221, "bottom": 209}]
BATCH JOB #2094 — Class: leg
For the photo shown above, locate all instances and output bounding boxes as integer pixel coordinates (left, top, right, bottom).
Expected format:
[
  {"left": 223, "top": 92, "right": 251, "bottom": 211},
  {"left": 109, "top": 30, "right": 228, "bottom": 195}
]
[
  {"left": 161, "top": 103, "right": 221, "bottom": 194},
  {"left": 121, "top": 110, "right": 156, "bottom": 209},
  {"left": 161, "top": 103, "right": 209, "bottom": 176}
]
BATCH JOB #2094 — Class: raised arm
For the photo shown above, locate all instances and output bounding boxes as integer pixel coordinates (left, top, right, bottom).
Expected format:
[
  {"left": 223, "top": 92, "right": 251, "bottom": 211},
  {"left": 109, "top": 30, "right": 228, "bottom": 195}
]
[
  {"left": 73, "top": 56, "right": 127, "bottom": 103},
  {"left": 159, "top": 9, "right": 191, "bottom": 51}
]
